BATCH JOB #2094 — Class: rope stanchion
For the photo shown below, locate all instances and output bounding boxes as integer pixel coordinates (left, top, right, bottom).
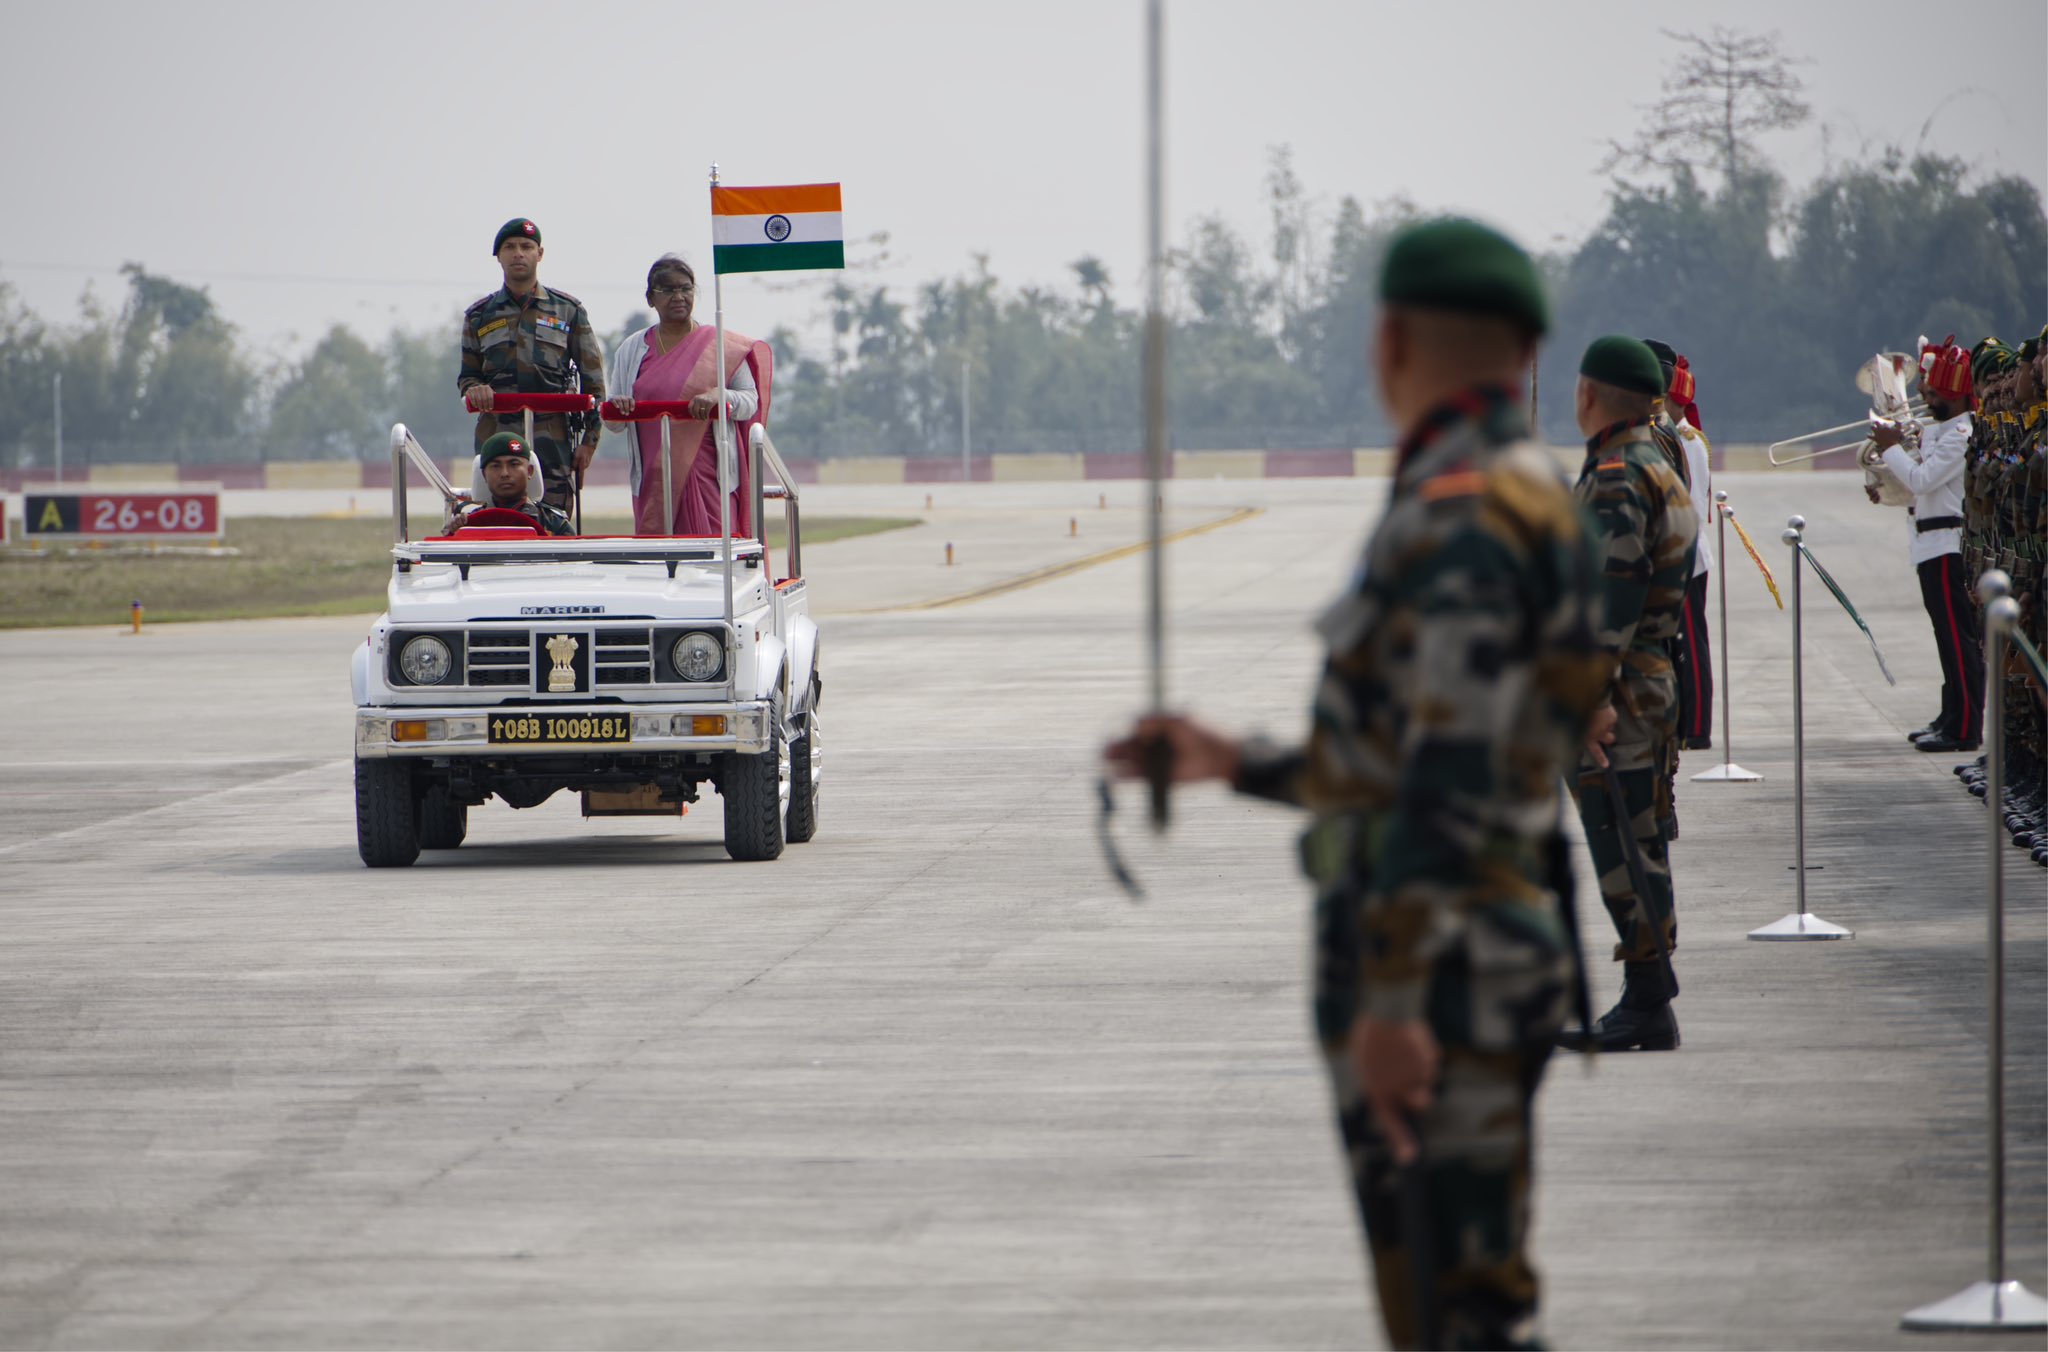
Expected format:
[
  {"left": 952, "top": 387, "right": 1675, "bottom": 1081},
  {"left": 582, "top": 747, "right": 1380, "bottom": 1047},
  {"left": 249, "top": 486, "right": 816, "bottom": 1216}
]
[
  {"left": 1725, "top": 508, "right": 1783, "bottom": 610},
  {"left": 1693, "top": 491, "right": 1763, "bottom": 783},
  {"left": 1748, "top": 516, "right": 1853, "bottom": 942},
  {"left": 1901, "top": 570, "right": 2047, "bottom": 1332}
]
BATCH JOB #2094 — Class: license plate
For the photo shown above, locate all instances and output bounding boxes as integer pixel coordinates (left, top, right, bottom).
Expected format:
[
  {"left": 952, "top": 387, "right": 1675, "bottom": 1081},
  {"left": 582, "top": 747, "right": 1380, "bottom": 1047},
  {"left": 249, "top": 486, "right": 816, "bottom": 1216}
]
[{"left": 487, "top": 712, "right": 633, "bottom": 745}]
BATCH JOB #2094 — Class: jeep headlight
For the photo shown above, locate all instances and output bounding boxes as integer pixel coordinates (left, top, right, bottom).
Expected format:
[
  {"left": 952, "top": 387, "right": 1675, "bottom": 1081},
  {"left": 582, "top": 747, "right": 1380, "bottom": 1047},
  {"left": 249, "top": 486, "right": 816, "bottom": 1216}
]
[
  {"left": 399, "top": 635, "right": 453, "bottom": 685},
  {"left": 670, "top": 631, "right": 724, "bottom": 682}
]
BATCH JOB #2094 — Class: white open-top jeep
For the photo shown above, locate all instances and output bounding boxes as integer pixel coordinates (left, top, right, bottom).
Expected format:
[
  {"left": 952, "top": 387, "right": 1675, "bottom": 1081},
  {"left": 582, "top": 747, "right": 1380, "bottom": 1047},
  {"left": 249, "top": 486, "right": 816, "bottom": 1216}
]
[{"left": 351, "top": 393, "right": 820, "bottom": 866}]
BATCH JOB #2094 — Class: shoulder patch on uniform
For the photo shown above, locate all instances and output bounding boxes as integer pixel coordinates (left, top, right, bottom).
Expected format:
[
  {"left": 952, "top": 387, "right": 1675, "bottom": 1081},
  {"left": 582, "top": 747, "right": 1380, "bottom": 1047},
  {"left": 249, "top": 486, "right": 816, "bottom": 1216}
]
[
  {"left": 1418, "top": 470, "right": 1486, "bottom": 502},
  {"left": 1595, "top": 457, "right": 1627, "bottom": 473},
  {"left": 547, "top": 288, "right": 583, "bottom": 306},
  {"left": 465, "top": 293, "right": 500, "bottom": 314}
]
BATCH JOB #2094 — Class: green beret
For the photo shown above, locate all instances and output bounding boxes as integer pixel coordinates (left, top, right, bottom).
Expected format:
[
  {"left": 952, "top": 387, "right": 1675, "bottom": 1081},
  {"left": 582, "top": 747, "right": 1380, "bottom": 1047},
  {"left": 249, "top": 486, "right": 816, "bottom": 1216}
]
[
  {"left": 1579, "top": 335, "right": 1666, "bottom": 396},
  {"left": 2017, "top": 336, "right": 2039, "bottom": 363},
  {"left": 1639, "top": 337, "right": 1678, "bottom": 379},
  {"left": 479, "top": 432, "right": 529, "bottom": 465},
  {"left": 492, "top": 217, "right": 541, "bottom": 255},
  {"left": 1378, "top": 217, "right": 1548, "bottom": 336}
]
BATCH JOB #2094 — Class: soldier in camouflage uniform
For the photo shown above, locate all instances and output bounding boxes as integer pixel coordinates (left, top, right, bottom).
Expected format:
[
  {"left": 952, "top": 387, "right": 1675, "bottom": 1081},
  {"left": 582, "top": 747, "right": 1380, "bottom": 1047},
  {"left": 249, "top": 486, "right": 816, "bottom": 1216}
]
[
  {"left": 458, "top": 217, "right": 606, "bottom": 513},
  {"left": 1557, "top": 336, "right": 1697, "bottom": 1054},
  {"left": 443, "top": 432, "right": 576, "bottom": 537},
  {"left": 1108, "top": 220, "right": 1607, "bottom": 1349}
]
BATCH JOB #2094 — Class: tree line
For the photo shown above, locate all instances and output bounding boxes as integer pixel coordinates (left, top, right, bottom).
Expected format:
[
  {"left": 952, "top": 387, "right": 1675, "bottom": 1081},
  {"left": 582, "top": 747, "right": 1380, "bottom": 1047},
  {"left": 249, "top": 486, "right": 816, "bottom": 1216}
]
[{"left": 2, "top": 30, "right": 2041, "bottom": 468}]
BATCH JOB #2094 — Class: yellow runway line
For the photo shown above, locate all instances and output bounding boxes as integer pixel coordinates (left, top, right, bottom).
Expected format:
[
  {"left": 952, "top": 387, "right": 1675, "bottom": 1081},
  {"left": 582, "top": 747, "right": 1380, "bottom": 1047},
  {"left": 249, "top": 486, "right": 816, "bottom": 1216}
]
[{"left": 874, "top": 506, "right": 1264, "bottom": 613}]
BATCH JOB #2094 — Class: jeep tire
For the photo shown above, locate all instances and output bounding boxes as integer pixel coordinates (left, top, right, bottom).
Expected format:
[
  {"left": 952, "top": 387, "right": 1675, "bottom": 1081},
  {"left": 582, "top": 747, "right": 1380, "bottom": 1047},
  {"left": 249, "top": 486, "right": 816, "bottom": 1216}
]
[
  {"left": 419, "top": 782, "right": 468, "bottom": 850},
  {"left": 722, "top": 695, "right": 786, "bottom": 862},
  {"left": 356, "top": 758, "right": 421, "bottom": 868},
  {"left": 786, "top": 682, "right": 820, "bottom": 844}
]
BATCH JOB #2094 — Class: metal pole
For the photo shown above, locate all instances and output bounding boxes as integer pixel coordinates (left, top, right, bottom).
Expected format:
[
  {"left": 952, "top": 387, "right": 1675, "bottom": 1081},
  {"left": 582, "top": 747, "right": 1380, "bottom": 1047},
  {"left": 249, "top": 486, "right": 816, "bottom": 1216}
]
[
  {"left": 1790, "top": 522, "right": 1805, "bottom": 923},
  {"left": 1749, "top": 515, "right": 1850, "bottom": 940},
  {"left": 1900, "top": 573, "right": 2045, "bottom": 1331},
  {"left": 712, "top": 162, "right": 735, "bottom": 697},
  {"left": 961, "top": 355, "right": 971, "bottom": 483},
  {"left": 661, "top": 416, "right": 674, "bottom": 536},
  {"left": 1696, "top": 494, "right": 1761, "bottom": 782},
  {"left": 1141, "top": 0, "right": 1169, "bottom": 829},
  {"left": 53, "top": 373, "right": 62, "bottom": 483}
]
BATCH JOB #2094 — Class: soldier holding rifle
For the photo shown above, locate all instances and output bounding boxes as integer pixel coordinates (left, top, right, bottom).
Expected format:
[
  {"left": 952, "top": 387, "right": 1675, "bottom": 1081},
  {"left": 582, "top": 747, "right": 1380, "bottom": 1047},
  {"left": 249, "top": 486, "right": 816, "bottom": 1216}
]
[{"left": 1107, "top": 220, "right": 1606, "bottom": 1350}]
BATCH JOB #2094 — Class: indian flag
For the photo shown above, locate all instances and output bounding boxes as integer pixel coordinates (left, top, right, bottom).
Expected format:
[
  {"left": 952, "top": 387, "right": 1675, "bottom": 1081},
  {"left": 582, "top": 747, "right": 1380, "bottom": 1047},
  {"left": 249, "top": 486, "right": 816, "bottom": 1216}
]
[{"left": 711, "top": 183, "right": 844, "bottom": 274}]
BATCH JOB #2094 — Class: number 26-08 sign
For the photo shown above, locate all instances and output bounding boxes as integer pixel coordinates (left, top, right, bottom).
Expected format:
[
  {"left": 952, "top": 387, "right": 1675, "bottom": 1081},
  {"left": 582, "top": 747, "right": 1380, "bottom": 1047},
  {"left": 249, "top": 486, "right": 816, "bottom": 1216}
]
[{"left": 24, "top": 488, "right": 223, "bottom": 541}]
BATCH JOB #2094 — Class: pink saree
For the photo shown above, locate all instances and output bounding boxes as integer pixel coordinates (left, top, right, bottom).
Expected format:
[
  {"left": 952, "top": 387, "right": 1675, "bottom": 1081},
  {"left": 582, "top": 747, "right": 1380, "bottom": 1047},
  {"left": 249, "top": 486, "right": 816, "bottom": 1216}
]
[{"left": 629, "top": 325, "right": 774, "bottom": 537}]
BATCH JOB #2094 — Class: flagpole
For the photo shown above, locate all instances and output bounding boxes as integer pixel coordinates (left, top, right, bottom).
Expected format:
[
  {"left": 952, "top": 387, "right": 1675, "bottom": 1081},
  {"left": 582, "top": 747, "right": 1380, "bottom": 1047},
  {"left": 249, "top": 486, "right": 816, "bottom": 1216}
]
[
  {"left": 712, "top": 162, "right": 735, "bottom": 700},
  {"left": 1140, "top": 0, "right": 1170, "bottom": 829}
]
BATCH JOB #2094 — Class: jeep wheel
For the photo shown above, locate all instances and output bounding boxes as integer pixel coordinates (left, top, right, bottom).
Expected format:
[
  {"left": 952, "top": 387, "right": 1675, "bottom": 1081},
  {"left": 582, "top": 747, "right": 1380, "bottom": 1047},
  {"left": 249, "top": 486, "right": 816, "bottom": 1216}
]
[
  {"left": 419, "top": 783, "right": 468, "bottom": 850},
  {"left": 722, "top": 696, "right": 786, "bottom": 862},
  {"left": 356, "top": 758, "right": 420, "bottom": 868},
  {"left": 786, "top": 687, "right": 820, "bottom": 844}
]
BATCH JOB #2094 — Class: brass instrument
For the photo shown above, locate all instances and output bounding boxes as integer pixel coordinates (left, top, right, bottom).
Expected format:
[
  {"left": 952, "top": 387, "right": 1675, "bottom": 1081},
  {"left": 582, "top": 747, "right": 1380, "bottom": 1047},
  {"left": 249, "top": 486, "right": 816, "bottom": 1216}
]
[{"left": 1768, "top": 351, "right": 1927, "bottom": 470}]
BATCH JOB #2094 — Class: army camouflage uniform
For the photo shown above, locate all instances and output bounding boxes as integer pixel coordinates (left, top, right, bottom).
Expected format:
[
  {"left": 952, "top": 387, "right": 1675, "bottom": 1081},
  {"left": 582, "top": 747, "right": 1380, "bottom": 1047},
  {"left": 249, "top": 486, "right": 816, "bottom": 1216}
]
[
  {"left": 1235, "top": 385, "right": 1607, "bottom": 1350},
  {"left": 1571, "top": 418, "right": 1698, "bottom": 973},
  {"left": 458, "top": 285, "right": 606, "bottom": 511},
  {"left": 448, "top": 497, "right": 577, "bottom": 537}
]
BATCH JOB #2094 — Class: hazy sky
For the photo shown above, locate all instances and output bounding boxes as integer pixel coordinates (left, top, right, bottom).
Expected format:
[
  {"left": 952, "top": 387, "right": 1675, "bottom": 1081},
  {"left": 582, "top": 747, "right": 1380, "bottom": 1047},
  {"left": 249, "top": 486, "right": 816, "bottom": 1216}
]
[{"left": 3, "top": 0, "right": 2042, "bottom": 371}]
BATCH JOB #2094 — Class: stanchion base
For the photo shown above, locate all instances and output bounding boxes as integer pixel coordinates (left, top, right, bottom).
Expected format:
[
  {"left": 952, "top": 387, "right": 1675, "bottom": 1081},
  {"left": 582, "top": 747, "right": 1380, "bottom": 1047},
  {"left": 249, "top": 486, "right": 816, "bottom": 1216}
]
[
  {"left": 1901, "top": 1279, "right": 2048, "bottom": 1330},
  {"left": 1748, "top": 911, "right": 1853, "bottom": 941},
  {"left": 1692, "top": 762, "right": 1763, "bottom": 782}
]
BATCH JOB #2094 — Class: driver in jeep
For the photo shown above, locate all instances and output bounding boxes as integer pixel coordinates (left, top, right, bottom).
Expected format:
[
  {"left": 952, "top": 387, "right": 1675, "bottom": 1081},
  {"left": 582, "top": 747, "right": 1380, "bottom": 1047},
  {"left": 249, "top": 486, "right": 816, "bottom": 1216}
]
[{"left": 445, "top": 432, "right": 577, "bottom": 536}]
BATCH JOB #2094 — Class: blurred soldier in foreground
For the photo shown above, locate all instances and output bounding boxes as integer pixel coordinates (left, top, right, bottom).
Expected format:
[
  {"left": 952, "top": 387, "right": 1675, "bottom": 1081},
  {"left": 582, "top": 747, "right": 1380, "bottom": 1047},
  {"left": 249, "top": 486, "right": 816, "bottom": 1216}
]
[
  {"left": 458, "top": 217, "right": 606, "bottom": 513},
  {"left": 1558, "top": 336, "right": 1696, "bottom": 1054},
  {"left": 1106, "top": 219, "right": 1605, "bottom": 1349},
  {"left": 1870, "top": 337, "right": 1979, "bottom": 753}
]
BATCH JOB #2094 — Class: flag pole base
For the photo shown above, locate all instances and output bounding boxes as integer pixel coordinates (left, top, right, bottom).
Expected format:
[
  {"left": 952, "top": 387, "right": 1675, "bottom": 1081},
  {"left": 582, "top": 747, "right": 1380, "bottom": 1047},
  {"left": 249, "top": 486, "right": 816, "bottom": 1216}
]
[
  {"left": 1748, "top": 911, "right": 1853, "bottom": 941},
  {"left": 1902, "top": 1280, "right": 2048, "bottom": 1331},
  {"left": 1692, "top": 762, "right": 1763, "bottom": 782}
]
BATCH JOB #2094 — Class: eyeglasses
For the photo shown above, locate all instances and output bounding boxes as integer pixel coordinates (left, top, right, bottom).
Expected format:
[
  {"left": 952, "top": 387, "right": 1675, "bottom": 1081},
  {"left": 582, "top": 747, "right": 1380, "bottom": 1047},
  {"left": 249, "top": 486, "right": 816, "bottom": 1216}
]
[{"left": 651, "top": 285, "right": 694, "bottom": 298}]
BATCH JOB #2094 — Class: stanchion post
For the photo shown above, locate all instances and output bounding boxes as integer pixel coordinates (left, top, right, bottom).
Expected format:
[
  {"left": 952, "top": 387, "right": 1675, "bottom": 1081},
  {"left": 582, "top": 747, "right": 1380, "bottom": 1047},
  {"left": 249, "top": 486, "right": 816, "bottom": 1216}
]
[
  {"left": 1901, "top": 572, "right": 2047, "bottom": 1331},
  {"left": 1694, "top": 491, "right": 1761, "bottom": 782},
  {"left": 1749, "top": 516, "right": 1851, "bottom": 941}
]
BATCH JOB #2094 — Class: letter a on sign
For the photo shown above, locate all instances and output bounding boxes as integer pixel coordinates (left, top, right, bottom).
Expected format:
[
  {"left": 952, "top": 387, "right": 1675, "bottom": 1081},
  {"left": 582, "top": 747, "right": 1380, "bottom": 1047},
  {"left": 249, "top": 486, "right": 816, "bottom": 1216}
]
[{"left": 38, "top": 498, "right": 63, "bottom": 532}]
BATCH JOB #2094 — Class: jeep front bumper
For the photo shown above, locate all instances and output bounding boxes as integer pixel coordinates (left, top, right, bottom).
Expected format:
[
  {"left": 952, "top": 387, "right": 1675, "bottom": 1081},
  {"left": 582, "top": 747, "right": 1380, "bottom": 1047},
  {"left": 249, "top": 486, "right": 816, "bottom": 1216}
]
[{"left": 354, "top": 702, "right": 773, "bottom": 758}]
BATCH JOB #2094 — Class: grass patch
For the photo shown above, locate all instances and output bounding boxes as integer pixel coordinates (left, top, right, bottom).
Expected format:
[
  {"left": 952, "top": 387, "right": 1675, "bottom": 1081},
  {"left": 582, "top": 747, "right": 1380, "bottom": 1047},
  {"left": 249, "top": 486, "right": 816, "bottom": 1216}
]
[{"left": 0, "top": 513, "right": 918, "bottom": 629}]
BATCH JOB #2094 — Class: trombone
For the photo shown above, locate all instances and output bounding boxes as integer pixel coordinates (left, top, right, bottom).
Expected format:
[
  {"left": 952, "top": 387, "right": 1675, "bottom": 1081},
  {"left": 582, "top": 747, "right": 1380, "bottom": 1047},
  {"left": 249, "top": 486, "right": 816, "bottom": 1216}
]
[{"left": 1768, "top": 352, "right": 1926, "bottom": 466}]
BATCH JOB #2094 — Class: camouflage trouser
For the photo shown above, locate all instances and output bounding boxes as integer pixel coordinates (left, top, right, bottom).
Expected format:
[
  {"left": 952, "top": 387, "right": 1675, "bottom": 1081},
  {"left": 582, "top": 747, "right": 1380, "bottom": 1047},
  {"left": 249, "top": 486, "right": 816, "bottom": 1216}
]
[
  {"left": 1312, "top": 858, "right": 1566, "bottom": 1350},
  {"left": 1322, "top": 1034, "right": 1555, "bottom": 1351},
  {"left": 1573, "top": 758, "right": 1678, "bottom": 963},
  {"left": 476, "top": 415, "right": 583, "bottom": 512}
]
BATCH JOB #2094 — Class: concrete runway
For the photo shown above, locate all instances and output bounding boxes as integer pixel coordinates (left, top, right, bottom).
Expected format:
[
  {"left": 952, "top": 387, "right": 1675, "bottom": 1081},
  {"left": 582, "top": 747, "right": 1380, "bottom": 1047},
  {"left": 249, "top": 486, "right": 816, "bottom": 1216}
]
[{"left": 1, "top": 473, "right": 2041, "bottom": 1349}]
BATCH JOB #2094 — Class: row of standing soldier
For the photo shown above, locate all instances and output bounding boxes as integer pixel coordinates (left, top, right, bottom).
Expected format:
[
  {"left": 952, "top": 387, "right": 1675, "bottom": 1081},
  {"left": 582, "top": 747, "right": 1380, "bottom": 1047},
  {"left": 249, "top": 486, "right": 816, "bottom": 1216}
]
[{"left": 1961, "top": 332, "right": 2048, "bottom": 866}]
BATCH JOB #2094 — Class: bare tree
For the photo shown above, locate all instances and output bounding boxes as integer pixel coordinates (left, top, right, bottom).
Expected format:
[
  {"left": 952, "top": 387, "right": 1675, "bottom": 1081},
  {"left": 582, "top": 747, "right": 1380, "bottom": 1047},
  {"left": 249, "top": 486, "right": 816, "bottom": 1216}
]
[{"left": 1602, "top": 27, "right": 1810, "bottom": 186}]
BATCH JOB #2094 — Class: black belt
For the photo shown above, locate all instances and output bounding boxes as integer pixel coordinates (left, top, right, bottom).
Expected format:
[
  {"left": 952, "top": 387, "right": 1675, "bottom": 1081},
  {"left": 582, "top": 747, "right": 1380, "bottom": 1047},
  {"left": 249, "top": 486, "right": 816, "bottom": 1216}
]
[{"left": 1915, "top": 515, "right": 1964, "bottom": 533}]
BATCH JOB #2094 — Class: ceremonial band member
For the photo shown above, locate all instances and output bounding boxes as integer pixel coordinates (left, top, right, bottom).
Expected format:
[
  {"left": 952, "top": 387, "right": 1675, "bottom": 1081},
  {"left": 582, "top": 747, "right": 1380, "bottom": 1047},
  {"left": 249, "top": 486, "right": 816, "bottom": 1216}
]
[
  {"left": 1106, "top": 219, "right": 1606, "bottom": 1349},
  {"left": 1871, "top": 337, "right": 1980, "bottom": 753},
  {"left": 1645, "top": 340, "right": 1715, "bottom": 757},
  {"left": 445, "top": 432, "right": 576, "bottom": 536},
  {"left": 458, "top": 218, "right": 606, "bottom": 513},
  {"left": 1559, "top": 336, "right": 1697, "bottom": 1054}
]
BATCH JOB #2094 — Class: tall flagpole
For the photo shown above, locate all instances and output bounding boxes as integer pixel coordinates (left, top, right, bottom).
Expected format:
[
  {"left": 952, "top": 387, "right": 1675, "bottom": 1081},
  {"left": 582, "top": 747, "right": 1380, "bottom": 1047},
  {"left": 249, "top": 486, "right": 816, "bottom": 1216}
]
[
  {"left": 1141, "top": 0, "right": 1170, "bottom": 829},
  {"left": 712, "top": 163, "right": 735, "bottom": 697}
]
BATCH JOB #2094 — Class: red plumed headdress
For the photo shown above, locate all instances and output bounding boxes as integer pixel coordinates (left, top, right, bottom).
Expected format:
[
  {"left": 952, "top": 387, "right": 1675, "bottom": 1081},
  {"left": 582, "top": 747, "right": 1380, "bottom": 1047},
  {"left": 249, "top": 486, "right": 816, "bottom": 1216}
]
[
  {"left": 1668, "top": 354, "right": 1702, "bottom": 429},
  {"left": 1920, "top": 334, "right": 1973, "bottom": 402}
]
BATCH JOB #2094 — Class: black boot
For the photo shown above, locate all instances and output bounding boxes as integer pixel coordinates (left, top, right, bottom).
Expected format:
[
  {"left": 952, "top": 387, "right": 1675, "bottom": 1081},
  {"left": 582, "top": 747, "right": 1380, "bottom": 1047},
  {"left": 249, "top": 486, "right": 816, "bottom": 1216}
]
[{"left": 1558, "top": 963, "right": 1679, "bottom": 1052}]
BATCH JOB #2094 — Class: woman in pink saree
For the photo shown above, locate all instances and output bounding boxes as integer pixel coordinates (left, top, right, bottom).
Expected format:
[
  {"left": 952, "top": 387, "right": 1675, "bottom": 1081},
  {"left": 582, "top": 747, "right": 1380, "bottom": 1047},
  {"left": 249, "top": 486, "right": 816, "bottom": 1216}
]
[{"left": 603, "top": 255, "right": 773, "bottom": 537}]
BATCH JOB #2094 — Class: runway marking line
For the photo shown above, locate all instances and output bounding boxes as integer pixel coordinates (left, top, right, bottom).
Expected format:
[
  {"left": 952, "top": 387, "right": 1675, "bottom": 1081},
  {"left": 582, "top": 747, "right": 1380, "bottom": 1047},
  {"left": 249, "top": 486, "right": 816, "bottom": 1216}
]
[{"left": 865, "top": 506, "right": 1264, "bottom": 613}]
